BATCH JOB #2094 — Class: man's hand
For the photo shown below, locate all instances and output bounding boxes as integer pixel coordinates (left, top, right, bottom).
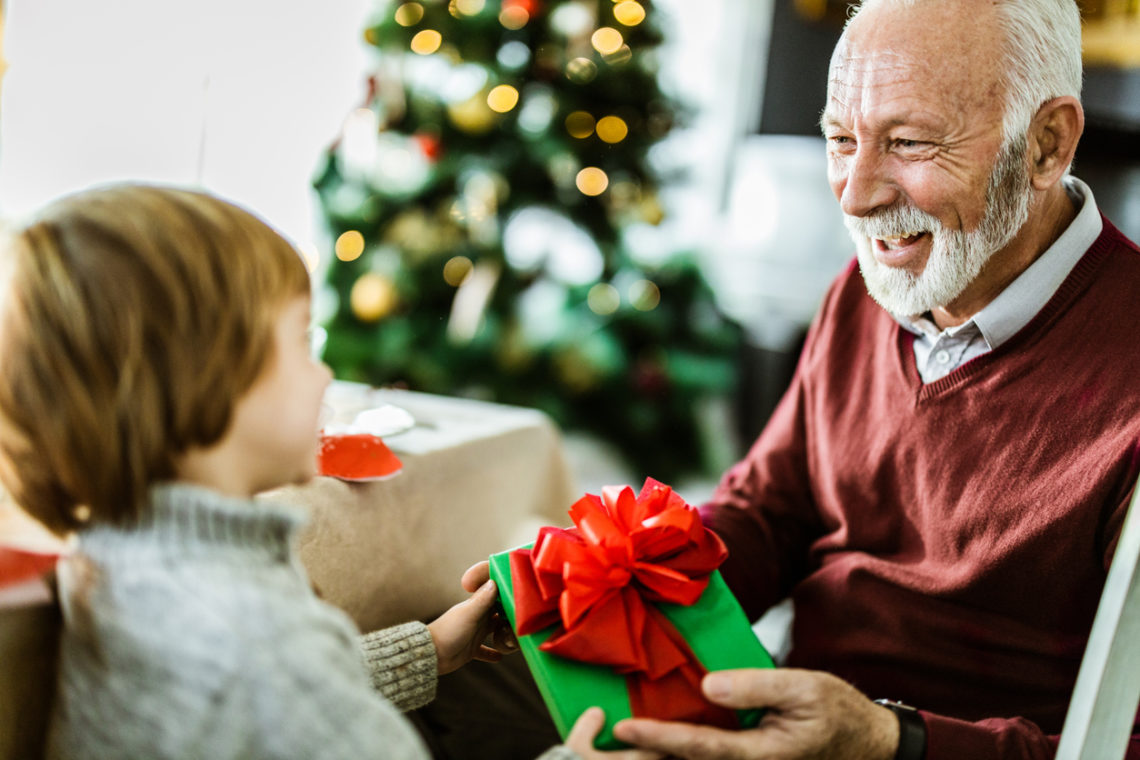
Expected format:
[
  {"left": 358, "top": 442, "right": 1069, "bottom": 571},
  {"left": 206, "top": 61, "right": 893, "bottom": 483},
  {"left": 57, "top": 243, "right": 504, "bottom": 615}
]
[{"left": 612, "top": 668, "right": 899, "bottom": 760}]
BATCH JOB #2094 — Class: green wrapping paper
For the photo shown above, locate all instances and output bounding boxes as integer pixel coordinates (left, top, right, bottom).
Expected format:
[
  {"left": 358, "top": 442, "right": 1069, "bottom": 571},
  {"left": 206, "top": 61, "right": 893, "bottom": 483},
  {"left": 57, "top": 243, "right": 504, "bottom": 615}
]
[{"left": 489, "top": 548, "right": 776, "bottom": 749}]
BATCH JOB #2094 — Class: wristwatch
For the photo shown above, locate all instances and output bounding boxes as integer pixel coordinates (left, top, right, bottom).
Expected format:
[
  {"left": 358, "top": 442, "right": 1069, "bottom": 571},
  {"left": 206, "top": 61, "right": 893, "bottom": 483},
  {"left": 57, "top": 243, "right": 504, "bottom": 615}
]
[{"left": 873, "top": 699, "right": 927, "bottom": 760}]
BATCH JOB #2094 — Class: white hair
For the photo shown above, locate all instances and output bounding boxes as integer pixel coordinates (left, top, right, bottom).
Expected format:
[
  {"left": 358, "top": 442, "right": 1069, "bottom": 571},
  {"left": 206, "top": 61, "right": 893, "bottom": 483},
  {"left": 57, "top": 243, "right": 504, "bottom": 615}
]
[{"left": 846, "top": 0, "right": 1083, "bottom": 142}]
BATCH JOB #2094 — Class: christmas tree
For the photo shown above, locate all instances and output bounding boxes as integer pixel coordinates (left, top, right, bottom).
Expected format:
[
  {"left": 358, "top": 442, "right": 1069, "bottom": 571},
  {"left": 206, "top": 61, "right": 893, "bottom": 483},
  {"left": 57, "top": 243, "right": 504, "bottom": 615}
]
[{"left": 312, "top": 0, "right": 742, "bottom": 480}]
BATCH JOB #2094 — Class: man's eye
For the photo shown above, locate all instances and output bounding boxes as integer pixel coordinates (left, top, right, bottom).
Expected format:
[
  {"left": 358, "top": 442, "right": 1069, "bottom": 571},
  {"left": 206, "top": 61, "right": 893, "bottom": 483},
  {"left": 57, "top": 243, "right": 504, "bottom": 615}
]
[{"left": 895, "top": 139, "right": 924, "bottom": 149}]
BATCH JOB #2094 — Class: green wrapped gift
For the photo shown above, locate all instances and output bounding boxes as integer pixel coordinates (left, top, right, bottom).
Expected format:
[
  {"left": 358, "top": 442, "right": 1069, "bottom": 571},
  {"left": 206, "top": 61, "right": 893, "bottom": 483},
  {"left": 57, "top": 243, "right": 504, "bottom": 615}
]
[{"left": 488, "top": 479, "right": 775, "bottom": 750}]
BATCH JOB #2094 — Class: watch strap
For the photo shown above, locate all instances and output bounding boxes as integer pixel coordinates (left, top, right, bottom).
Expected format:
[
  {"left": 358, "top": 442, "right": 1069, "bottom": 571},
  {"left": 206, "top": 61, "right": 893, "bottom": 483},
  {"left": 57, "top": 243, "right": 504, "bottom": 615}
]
[{"left": 874, "top": 699, "right": 927, "bottom": 760}]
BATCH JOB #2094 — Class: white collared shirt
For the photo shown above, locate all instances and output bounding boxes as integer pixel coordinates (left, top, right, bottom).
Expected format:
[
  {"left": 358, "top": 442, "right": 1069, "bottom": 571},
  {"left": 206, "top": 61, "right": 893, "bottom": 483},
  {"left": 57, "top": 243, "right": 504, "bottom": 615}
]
[{"left": 897, "top": 177, "right": 1103, "bottom": 383}]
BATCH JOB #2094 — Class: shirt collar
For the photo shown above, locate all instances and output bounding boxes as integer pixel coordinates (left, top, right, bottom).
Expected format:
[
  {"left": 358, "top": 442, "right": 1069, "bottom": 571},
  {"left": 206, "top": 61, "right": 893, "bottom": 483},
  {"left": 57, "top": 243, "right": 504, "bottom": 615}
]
[{"left": 895, "top": 176, "right": 1102, "bottom": 348}]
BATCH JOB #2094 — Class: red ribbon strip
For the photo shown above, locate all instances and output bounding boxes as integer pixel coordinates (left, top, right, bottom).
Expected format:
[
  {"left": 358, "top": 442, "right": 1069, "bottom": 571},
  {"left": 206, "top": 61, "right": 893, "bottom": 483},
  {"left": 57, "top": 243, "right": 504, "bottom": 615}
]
[{"left": 510, "top": 478, "right": 739, "bottom": 727}]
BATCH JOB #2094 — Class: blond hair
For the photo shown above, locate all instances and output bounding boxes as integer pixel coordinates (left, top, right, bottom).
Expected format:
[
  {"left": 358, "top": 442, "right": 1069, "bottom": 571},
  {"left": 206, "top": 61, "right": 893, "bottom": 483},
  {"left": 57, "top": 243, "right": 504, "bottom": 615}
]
[{"left": 0, "top": 184, "right": 311, "bottom": 535}]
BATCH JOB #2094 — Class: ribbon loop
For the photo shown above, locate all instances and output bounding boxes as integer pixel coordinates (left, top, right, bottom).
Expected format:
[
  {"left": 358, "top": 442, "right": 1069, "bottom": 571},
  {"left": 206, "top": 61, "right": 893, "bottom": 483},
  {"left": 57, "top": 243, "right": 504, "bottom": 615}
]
[{"left": 510, "top": 478, "right": 736, "bottom": 727}]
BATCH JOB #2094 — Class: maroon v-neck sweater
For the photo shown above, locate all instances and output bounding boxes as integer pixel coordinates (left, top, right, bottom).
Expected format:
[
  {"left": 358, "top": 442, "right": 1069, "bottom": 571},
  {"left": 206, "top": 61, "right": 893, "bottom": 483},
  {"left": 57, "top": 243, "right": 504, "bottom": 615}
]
[{"left": 702, "top": 217, "right": 1140, "bottom": 759}]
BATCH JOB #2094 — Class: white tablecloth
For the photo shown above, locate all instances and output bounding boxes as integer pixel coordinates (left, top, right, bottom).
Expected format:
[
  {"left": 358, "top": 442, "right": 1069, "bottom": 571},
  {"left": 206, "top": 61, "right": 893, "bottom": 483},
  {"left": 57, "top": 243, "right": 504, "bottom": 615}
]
[{"left": 265, "top": 383, "right": 576, "bottom": 632}]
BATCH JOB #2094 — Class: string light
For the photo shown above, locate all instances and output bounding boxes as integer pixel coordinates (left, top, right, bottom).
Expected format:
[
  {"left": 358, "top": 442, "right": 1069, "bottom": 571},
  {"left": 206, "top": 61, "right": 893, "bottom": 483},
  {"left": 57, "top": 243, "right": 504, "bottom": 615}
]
[
  {"left": 565, "top": 111, "right": 596, "bottom": 138},
  {"left": 335, "top": 230, "right": 366, "bottom": 262},
  {"left": 613, "top": 1, "right": 646, "bottom": 26},
  {"left": 486, "top": 84, "right": 520, "bottom": 113},
  {"left": 596, "top": 115, "right": 628, "bottom": 143},
  {"left": 350, "top": 273, "right": 398, "bottom": 322},
  {"left": 410, "top": 29, "right": 442, "bottom": 55},
  {"left": 591, "top": 27, "right": 624, "bottom": 55},
  {"left": 576, "top": 167, "right": 609, "bottom": 196},
  {"left": 456, "top": 0, "right": 486, "bottom": 13},
  {"left": 394, "top": 2, "right": 425, "bottom": 26},
  {"left": 629, "top": 279, "right": 660, "bottom": 311},
  {"left": 587, "top": 283, "right": 620, "bottom": 315},
  {"left": 443, "top": 256, "right": 474, "bottom": 286}
]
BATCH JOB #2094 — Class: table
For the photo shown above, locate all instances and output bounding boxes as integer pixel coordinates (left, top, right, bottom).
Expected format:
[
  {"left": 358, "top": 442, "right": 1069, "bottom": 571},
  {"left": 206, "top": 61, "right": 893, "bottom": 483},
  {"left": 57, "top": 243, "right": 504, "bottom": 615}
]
[{"left": 265, "top": 382, "right": 576, "bottom": 632}]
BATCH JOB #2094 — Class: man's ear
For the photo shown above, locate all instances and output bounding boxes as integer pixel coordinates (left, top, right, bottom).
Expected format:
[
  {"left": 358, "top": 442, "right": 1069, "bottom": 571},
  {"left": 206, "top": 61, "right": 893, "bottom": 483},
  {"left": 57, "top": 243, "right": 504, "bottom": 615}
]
[{"left": 1028, "top": 96, "right": 1084, "bottom": 190}]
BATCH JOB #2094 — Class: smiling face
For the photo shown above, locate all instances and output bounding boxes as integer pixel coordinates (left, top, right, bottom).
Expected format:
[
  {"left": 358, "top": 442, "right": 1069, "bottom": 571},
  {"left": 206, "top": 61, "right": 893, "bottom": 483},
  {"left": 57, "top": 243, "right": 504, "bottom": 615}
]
[{"left": 823, "top": 0, "right": 1035, "bottom": 317}]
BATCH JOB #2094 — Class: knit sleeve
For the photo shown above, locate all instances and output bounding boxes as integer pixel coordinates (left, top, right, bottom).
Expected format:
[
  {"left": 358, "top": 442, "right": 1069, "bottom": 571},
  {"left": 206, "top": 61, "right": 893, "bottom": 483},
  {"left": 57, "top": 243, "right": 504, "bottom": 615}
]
[
  {"left": 697, "top": 268, "right": 847, "bottom": 621},
  {"left": 358, "top": 621, "right": 438, "bottom": 711},
  {"left": 922, "top": 709, "right": 1140, "bottom": 760}
]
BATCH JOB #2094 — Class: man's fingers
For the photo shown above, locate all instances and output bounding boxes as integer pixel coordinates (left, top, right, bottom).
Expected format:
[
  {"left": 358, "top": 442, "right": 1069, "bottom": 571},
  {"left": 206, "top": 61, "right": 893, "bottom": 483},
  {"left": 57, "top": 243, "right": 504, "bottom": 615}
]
[
  {"left": 461, "top": 561, "right": 491, "bottom": 593},
  {"left": 613, "top": 718, "right": 757, "bottom": 760},
  {"left": 701, "top": 667, "right": 807, "bottom": 710}
]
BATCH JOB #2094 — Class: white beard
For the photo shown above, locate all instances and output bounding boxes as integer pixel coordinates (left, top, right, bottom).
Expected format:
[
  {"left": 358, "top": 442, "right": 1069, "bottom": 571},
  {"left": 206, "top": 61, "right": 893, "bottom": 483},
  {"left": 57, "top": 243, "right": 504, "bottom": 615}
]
[{"left": 845, "top": 134, "right": 1033, "bottom": 316}]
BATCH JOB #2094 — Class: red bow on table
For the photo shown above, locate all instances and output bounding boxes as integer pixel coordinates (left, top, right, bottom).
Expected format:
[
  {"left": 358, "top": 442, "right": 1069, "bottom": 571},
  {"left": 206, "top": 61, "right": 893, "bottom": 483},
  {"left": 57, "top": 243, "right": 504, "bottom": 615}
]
[{"left": 509, "top": 478, "right": 739, "bottom": 727}]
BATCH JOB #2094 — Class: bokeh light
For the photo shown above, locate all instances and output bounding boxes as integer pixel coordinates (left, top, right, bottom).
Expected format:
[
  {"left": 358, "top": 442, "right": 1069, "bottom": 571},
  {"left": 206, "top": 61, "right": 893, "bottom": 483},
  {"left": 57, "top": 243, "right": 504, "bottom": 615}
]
[
  {"left": 613, "top": 1, "right": 646, "bottom": 26},
  {"left": 487, "top": 84, "right": 520, "bottom": 113},
  {"left": 497, "top": 40, "right": 531, "bottom": 70},
  {"left": 603, "top": 45, "right": 633, "bottom": 65},
  {"left": 443, "top": 256, "right": 474, "bottom": 286},
  {"left": 350, "top": 273, "right": 398, "bottom": 322},
  {"left": 629, "top": 279, "right": 660, "bottom": 311},
  {"left": 394, "top": 2, "right": 425, "bottom": 26},
  {"left": 298, "top": 242, "right": 321, "bottom": 272},
  {"left": 596, "top": 115, "right": 628, "bottom": 143},
  {"left": 500, "top": 6, "right": 530, "bottom": 29},
  {"left": 455, "top": 0, "right": 485, "bottom": 15},
  {"left": 410, "top": 29, "right": 443, "bottom": 54},
  {"left": 591, "top": 27, "right": 624, "bottom": 55},
  {"left": 565, "top": 57, "right": 598, "bottom": 83},
  {"left": 335, "top": 230, "right": 366, "bottom": 262},
  {"left": 565, "top": 110, "right": 596, "bottom": 138},
  {"left": 587, "top": 283, "right": 621, "bottom": 315},
  {"left": 576, "top": 167, "right": 609, "bottom": 196}
]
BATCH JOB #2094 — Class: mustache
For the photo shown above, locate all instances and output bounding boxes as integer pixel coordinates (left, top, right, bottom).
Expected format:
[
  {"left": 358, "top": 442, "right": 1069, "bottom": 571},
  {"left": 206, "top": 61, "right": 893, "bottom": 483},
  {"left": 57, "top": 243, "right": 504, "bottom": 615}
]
[{"left": 844, "top": 204, "right": 942, "bottom": 239}]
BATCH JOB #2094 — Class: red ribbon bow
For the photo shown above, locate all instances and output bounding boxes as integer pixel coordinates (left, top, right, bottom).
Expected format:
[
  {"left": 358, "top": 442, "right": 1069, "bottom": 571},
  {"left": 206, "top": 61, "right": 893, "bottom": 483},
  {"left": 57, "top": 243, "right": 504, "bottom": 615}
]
[{"left": 510, "top": 478, "right": 738, "bottom": 727}]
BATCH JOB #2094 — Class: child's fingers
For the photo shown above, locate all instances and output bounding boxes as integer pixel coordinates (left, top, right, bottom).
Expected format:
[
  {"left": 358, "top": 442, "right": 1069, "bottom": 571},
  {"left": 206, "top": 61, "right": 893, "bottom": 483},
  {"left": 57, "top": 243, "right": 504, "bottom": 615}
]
[
  {"left": 461, "top": 561, "right": 491, "bottom": 593},
  {"left": 566, "top": 707, "right": 606, "bottom": 749},
  {"left": 473, "top": 645, "right": 504, "bottom": 663}
]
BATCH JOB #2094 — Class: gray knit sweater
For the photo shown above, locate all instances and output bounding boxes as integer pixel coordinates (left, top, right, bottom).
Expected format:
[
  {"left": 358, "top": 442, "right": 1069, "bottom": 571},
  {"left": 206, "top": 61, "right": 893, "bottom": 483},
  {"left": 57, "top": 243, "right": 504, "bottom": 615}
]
[{"left": 47, "top": 483, "right": 580, "bottom": 760}]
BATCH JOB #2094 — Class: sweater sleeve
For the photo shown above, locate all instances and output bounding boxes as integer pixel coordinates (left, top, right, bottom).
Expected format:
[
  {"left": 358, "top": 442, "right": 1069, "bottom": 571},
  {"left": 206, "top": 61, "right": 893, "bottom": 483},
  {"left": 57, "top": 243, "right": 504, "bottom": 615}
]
[
  {"left": 358, "top": 621, "right": 438, "bottom": 711},
  {"left": 921, "top": 709, "right": 1140, "bottom": 760},
  {"left": 698, "top": 277, "right": 839, "bottom": 622}
]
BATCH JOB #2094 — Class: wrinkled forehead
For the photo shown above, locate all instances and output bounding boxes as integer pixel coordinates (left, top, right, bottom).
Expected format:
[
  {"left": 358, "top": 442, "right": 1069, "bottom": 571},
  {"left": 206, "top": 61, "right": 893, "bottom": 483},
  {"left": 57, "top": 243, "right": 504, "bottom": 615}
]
[{"left": 825, "top": 12, "right": 1004, "bottom": 125}]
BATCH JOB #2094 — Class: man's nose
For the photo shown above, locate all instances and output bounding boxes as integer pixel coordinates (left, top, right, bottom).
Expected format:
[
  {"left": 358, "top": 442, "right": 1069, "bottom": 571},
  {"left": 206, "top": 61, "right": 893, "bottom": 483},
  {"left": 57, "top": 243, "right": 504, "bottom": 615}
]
[{"left": 838, "top": 147, "right": 897, "bottom": 218}]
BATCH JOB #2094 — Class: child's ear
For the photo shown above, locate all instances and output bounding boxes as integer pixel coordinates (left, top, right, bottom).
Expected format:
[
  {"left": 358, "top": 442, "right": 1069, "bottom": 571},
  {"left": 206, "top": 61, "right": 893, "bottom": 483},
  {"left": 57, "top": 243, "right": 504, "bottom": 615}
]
[{"left": 1028, "top": 96, "right": 1083, "bottom": 191}]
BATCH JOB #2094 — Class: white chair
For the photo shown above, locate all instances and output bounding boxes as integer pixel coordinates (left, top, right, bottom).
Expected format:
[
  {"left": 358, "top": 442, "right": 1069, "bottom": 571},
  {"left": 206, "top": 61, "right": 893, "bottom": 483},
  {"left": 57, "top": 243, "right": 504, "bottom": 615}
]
[{"left": 1056, "top": 479, "right": 1140, "bottom": 759}]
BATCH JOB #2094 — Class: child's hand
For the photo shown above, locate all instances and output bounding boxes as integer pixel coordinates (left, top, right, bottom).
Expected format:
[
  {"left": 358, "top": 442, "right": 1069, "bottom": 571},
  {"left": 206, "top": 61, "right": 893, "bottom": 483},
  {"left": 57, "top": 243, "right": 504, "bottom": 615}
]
[
  {"left": 565, "top": 708, "right": 664, "bottom": 760},
  {"left": 427, "top": 578, "right": 517, "bottom": 675}
]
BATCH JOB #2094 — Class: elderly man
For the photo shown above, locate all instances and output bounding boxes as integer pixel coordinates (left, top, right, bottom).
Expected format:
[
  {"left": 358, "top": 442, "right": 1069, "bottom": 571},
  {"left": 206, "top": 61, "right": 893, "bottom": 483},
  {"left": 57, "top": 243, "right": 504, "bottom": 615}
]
[{"left": 608, "top": 0, "right": 1140, "bottom": 759}]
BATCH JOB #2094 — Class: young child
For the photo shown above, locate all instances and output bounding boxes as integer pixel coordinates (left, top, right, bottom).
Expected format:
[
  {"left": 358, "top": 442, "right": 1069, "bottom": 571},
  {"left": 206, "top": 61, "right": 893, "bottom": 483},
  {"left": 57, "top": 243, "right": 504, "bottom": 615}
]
[{"left": 0, "top": 185, "right": 654, "bottom": 760}]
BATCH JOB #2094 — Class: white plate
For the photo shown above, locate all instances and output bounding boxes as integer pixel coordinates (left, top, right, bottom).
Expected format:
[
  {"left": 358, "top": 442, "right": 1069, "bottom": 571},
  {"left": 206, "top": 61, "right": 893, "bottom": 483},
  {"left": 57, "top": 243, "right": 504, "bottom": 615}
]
[{"left": 323, "top": 404, "right": 415, "bottom": 438}]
